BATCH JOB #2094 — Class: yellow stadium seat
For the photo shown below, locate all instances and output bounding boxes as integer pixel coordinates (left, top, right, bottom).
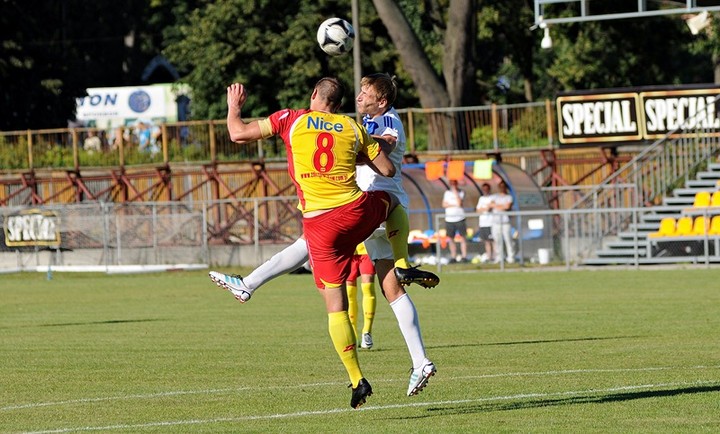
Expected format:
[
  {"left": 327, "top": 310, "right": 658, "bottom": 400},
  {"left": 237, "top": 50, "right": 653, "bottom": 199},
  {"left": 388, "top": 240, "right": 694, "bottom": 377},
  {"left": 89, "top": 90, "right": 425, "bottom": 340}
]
[
  {"left": 675, "top": 216, "right": 694, "bottom": 236},
  {"left": 648, "top": 217, "right": 676, "bottom": 238},
  {"left": 692, "top": 216, "right": 709, "bottom": 235},
  {"left": 693, "top": 191, "right": 711, "bottom": 208},
  {"left": 709, "top": 216, "right": 720, "bottom": 236},
  {"left": 711, "top": 191, "right": 720, "bottom": 208}
]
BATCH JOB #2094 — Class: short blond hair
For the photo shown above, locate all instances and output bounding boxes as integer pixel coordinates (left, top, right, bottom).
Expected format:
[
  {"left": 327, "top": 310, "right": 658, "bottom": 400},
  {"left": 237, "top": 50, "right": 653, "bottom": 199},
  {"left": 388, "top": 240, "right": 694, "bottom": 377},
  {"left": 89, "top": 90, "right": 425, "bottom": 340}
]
[{"left": 360, "top": 73, "right": 397, "bottom": 106}]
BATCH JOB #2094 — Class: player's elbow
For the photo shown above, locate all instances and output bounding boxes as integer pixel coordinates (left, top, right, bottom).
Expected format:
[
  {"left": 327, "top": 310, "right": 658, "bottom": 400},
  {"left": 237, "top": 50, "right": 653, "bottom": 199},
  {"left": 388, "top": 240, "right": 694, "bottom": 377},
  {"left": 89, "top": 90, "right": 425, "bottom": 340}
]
[
  {"left": 373, "top": 162, "right": 395, "bottom": 177},
  {"left": 228, "top": 128, "right": 255, "bottom": 144},
  {"left": 229, "top": 133, "right": 250, "bottom": 144}
]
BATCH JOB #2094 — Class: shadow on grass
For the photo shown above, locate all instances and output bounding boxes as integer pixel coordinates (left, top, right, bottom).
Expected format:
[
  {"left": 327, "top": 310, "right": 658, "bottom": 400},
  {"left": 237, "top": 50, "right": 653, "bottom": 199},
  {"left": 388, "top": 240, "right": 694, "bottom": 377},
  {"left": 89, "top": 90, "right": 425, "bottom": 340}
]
[
  {"left": 37, "top": 318, "right": 164, "bottom": 327},
  {"left": 427, "top": 335, "right": 645, "bottom": 350},
  {"left": 409, "top": 385, "right": 720, "bottom": 418}
]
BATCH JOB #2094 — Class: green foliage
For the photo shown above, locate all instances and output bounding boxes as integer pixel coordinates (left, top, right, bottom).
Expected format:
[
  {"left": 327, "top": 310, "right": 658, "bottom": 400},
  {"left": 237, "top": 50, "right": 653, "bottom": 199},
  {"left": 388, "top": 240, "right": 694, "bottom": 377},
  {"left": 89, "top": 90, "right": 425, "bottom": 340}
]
[
  {"left": 168, "top": 140, "right": 208, "bottom": 163},
  {"left": 3, "top": 0, "right": 720, "bottom": 136},
  {"left": 470, "top": 107, "right": 548, "bottom": 150},
  {"left": 470, "top": 125, "right": 504, "bottom": 150},
  {"left": 505, "top": 107, "right": 549, "bottom": 148},
  {"left": 34, "top": 144, "right": 74, "bottom": 169},
  {"left": 396, "top": 0, "right": 444, "bottom": 75},
  {"left": 540, "top": 14, "right": 711, "bottom": 95},
  {"left": 163, "top": 1, "right": 353, "bottom": 118},
  {"left": 0, "top": 1, "right": 161, "bottom": 130},
  {"left": 0, "top": 137, "right": 29, "bottom": 170}
]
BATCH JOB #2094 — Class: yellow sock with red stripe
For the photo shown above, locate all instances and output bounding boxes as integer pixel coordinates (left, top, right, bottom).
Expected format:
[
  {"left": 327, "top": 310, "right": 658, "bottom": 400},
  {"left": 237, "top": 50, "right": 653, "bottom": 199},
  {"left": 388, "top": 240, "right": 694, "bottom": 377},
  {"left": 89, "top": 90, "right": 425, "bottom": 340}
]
[
  {"left": 361, "top": 282, "right": 376, "bottom": 334},
  {"left": 328, "top": 311, "right": 363, "bottom": 387},
  {"left": 346, "top": 283, "right": 359, "bottom": 339},
  {"left": 386, "top": 206, "right": 411, "bottom": 269}
]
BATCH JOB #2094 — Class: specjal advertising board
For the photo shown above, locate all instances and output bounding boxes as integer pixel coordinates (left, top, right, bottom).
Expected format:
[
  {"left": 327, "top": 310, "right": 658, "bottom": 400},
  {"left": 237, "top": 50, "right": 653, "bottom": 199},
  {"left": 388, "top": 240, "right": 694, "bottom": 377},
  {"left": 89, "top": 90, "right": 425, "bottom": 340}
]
[
  {"left": 2, "top": 210, "right": 60, "bottom": 247},
  {"left": 556, "top": 85, "right": 720, "bottom": 146}
]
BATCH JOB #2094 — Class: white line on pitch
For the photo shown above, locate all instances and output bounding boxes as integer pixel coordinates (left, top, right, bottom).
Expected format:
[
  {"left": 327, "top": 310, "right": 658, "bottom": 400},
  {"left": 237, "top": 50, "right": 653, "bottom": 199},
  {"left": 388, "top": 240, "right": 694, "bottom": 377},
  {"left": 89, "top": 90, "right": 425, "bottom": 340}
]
[
  {"left": 18, "top": 380, "right": 720, "bottom": 434},
  {"left": 4, "top": 364, "right": 719, "bottom": 412}
]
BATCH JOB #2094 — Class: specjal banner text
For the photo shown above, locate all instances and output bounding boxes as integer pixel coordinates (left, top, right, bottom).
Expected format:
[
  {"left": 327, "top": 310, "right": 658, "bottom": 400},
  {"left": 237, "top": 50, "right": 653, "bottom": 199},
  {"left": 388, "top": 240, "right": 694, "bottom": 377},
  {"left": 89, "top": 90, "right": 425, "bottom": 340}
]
[
  {"left": 3, "top": 210, "right": 61, "bottom": 247},
  {"left": 556, "top": 85, "right": 720, "bottom": 145}
]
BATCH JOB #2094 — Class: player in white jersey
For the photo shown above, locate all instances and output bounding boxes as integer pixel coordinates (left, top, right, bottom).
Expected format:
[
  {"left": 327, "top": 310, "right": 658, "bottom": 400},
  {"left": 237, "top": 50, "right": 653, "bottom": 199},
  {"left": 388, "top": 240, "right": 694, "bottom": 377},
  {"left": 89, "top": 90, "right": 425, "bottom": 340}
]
[
  {"left": 354, "top": 73, "right": 435, "bottom": 396},
  {"left": 356, "top": 106, "right": 409, "bottom": 264},
  {"left": 210, "top": 73, "right": 436, "bottom": 397}
]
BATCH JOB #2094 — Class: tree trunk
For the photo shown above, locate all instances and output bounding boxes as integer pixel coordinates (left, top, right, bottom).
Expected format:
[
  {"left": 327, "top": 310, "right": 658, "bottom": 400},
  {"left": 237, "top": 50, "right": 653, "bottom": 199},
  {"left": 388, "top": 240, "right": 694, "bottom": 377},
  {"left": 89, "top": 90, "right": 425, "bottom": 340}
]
[
  {"left": 443, "top": 0, "right": 475, "bottom": 107},
  {"left": 373, "top": 0, "right": 461, "bottom": 150},
  {"left": 371, "top": 0, "right": 448, "bottom": 109},
  {"left": 443, "top": 0, "right": 477, "bottom": 149}
]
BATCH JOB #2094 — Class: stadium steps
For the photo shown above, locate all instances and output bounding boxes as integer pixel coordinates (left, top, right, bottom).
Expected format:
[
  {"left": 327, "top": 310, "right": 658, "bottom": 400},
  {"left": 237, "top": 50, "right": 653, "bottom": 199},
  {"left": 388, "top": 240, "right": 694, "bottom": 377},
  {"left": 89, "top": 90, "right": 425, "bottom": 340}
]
[
  {"left": 618, "top": 230, "right": 649, "bottom": 240},
  {"left": 673, "top": 187, "right": 707, "bottom": 196},
  {"left": 697, "top": 170, "right": 720, "bottom": 180},
  {"left": 603, "top": 239, "right": 648, "bottom": 249},
  {"left": 595, "top": 247, "right": 648, "bottom": 257},
  {"left": 686, "top": 179, "right": 718, "bottom": 189},
  {"left": 662, "top": 196, "right": 695, "bottom": 206},
  {"left": 582, "top": 161, "right": 720, "bottom": 265}
]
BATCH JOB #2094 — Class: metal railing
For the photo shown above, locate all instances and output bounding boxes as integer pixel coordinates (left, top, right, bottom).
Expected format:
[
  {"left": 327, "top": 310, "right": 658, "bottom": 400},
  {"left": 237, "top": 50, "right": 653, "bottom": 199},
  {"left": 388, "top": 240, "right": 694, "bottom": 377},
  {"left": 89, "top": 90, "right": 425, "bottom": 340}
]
[
  {"left": 3, "top": 199, "right": 719, "bottom": 271},
  {"left": 429, "top": 206, "right": 720, "bottom": 272},
  {"left": 0, "top": 198, "right": 301, "bottom": 269},
  {"left": 0, "top": 101, "right": 552, "bottom": 171}
]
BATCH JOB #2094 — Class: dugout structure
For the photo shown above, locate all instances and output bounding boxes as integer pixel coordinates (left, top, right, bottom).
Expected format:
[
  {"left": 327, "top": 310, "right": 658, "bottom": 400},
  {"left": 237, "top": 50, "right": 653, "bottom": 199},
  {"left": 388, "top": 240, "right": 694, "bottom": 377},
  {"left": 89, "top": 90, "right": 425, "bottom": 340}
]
[{"left": 402, "top": 161, "right": 553, "bottom": 262}]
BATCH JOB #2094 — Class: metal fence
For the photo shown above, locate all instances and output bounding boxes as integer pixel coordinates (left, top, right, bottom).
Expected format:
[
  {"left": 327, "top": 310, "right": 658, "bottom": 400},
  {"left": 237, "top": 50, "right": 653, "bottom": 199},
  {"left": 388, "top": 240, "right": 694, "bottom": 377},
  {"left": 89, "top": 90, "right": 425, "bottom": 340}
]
[
  {"left": 1, "top": 202, "right": 208, "bottom": 271},
  {"left": 4, "top": 199, "right": 718, "bottom": 273},
  {"left": 0, "top": 198, "right": 302, "bottom": 271},
  {"left": 430, "top": 207, "right": 720, "bottom": 272},
  {"left": 0, "top": 101, "right": 552, "bottom": 171}
]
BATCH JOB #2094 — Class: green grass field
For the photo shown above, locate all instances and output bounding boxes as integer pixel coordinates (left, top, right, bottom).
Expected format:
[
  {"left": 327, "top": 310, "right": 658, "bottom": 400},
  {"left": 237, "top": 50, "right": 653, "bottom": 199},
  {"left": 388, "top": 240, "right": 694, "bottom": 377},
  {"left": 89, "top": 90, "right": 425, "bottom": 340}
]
[{"left": 2, "top": 268, "right": 719, "bottom": 433}]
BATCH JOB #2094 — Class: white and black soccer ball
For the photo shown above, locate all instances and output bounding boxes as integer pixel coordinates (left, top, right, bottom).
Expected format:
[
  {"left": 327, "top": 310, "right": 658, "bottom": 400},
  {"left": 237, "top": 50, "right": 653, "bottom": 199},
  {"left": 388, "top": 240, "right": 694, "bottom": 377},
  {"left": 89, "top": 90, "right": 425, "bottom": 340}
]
[{"left": 316, "top": 18, "right": 355, "bottom": 56}]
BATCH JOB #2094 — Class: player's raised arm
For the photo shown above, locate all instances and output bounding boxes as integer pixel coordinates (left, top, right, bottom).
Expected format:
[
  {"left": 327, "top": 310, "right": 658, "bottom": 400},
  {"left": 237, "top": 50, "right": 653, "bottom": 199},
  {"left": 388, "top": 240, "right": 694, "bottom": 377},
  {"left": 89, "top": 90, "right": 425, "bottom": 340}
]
[{"left": 226, "top": 83, "right": 264, "bottom": 144}]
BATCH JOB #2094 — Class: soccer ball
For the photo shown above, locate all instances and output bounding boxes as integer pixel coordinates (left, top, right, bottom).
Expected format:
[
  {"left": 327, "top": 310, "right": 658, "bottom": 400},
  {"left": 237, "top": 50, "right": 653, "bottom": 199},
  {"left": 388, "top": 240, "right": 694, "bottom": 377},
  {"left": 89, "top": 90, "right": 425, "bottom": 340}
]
[{"left": 317, "top": 18, "right": 355, "bottom": 56}]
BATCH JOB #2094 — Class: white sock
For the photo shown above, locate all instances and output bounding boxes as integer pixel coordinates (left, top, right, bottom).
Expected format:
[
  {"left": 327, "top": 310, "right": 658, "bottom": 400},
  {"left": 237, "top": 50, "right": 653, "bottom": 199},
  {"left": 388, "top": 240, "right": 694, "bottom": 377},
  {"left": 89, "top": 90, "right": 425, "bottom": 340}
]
[
  {"left": 390, "top": 293, "right": 427, "bottom": 368},
  {"left": 243, "top": 238, "right": 309, "bottom": 290}
]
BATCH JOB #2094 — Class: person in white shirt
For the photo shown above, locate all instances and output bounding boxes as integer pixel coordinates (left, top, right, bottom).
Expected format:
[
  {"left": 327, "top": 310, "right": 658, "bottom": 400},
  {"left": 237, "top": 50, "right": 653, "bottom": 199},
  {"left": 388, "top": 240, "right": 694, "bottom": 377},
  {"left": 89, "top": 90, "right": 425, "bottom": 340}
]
[
  {"left": 442, "top": 179, "right": 468, "bottom": 262},
  {"left": 490, "top": 181, "right": 515, "bottom": 263},
  {"left": 475, "top": 183, "right": 494, "bottom": 263}
]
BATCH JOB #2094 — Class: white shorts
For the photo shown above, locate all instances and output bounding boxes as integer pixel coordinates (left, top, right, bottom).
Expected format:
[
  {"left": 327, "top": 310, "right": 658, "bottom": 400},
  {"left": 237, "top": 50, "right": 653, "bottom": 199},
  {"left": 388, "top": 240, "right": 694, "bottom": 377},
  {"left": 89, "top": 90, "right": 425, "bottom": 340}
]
[{"left": 363, "top": 224, "right": 393, "bottom": 261}]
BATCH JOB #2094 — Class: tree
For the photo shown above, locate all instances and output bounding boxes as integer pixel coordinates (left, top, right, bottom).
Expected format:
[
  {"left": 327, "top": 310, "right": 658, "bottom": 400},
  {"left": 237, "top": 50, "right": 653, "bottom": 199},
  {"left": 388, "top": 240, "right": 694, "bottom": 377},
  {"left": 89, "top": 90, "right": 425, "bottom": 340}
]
[
  {"left": 0, "top": 0, "right": 167, "bottom": 131},
  {"left": 163, "top": 1, "right": 355, "bottom": 120},
  {"left": 542, "top": 17, "right": 710, "bottom": 92},
  {"left": 160, "top": 0, "right": 413, "bottom": 120},
  {"left": 2, "top": 0, "right": 718, "bottom": 138},
  {"left": 371, "top": 0, "right": 450, "bottom": 109},
  {"left": 372, "top": 0, "right": 487, "bottom": 149}
]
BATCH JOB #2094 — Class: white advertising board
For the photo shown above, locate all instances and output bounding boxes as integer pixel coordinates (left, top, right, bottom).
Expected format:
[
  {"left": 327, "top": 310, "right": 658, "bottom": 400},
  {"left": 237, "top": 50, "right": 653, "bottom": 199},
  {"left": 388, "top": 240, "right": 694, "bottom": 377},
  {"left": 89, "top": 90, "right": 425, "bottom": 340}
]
[{"left": 75, "top": 83, "right": 189, "bottom": 129}]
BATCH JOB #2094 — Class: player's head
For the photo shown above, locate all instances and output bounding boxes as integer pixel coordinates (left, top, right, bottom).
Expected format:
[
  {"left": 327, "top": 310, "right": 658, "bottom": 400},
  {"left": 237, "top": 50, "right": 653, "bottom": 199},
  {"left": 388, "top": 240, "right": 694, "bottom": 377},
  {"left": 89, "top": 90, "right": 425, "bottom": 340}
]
[
  {"left": 361, "top": 73, "right": 397, "bottom": 106},
  {"left": 357, "top": 73, "right": 397, "bottom": 117},
  {"left": 311, "top": 77, "right": 345, "bottom": 113}
]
